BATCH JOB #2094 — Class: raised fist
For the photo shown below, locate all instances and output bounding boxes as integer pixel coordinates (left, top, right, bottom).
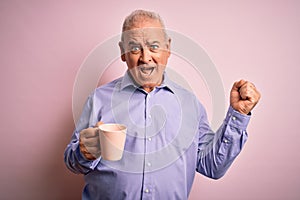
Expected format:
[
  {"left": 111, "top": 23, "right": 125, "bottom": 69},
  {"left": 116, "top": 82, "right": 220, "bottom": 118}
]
[{"left": 230, "top": 80, "right": 261, "bottom": 115}]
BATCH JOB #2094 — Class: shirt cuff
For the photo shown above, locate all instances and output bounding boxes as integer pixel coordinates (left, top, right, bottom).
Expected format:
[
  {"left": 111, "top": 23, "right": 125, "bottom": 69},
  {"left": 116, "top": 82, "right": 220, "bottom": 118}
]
[
  {"left": 224, "top": 106, "right": 251, "bottom": 129},
  {"left": 73, "top": 141, "right": 100, "bottom": 170}
]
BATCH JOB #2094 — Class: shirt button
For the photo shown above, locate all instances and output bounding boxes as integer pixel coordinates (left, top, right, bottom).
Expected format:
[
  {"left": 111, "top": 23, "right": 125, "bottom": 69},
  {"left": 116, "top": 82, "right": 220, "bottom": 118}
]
[
  {"left": 147, "top": 162, "right": 151, "bottom": 167},
  {"left": 148, "top": 137, "right": 152, "bottom": 141},
  {"left": 232, "top": 116, "right": 236, "bottom": 120},
  {"left": 223, "top": 139, "right": 229, "bottom": 143},
  {"left": 145, "top": 189, "right": 149, "bottom": 193},
  {"left": 149, "top": 115, "right": 152, "bottom": 119}
]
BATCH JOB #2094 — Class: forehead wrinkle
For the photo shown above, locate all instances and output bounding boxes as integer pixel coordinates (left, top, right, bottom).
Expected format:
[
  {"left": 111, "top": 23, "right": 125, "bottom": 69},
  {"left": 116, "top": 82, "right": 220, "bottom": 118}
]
[
  {"left": 125, "top": 29, "right": 165, "bottom": 47},
  {"left": 124, "top": 26, "right": 165, "bottom": 38}
]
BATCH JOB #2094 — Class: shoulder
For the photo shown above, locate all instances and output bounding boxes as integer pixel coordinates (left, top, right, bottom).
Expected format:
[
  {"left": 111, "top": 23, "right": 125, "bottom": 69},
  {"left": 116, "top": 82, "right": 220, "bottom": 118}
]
[
  {"left": 94, "top": 77, "right": 123, "bottom": 93},
  {"left": 87, "top": 76, "right": 124, "bottom": 103}
]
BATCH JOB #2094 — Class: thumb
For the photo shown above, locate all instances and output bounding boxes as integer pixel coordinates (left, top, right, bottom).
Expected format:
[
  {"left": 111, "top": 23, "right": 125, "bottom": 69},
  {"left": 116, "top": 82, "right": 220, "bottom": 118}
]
[
  {"left": 95, "top": 121, "right": 104, "bottom": 128},
  {"left": 232, "top": 79, "right": 246, "bottom": 91}
]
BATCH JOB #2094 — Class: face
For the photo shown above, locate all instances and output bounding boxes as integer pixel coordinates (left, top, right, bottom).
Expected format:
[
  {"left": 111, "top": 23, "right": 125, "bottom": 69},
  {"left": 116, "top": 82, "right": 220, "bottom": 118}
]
[{"left": 119, "top": 19, "right": 171, "bottom": 92}]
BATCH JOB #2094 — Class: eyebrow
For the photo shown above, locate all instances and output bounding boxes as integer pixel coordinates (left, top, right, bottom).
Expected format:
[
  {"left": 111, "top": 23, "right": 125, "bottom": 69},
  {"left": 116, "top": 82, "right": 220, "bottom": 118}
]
[
  {"left": 128, "top": 41, "right": 140, "bottom": 46},
  {"left": 127, "top": 40, "right": 161, "bottom": 46},
  {"left": 147, "top": 40, "right": 161, "bottom": 45}
]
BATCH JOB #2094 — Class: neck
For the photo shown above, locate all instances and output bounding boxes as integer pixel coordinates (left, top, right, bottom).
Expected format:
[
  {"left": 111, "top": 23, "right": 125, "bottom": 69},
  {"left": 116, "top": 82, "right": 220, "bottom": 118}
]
[{"left": 143, "top": 86, "right": 154, "bottom": 93}]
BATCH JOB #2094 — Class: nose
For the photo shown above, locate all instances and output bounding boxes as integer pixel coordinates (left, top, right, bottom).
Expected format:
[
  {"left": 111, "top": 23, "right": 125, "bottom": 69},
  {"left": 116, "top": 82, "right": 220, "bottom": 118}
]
[{"left": 139, "top": 48, "right": 152, "bottom": 64}]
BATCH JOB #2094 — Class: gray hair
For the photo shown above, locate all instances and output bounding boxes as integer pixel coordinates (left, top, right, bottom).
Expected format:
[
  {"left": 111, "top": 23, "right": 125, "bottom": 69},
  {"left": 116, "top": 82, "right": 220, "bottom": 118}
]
[{"left": 121, "top": 9, "right": 168, "bottom": 41}]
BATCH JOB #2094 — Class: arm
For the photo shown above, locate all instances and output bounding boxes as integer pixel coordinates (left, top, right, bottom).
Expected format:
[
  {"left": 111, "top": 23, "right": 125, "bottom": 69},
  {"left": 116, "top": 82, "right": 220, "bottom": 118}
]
[
  {"left": 196, "top": 80, "right": 261, "bottom": 179},
  {"left": 196, "top": 106, "right": 250, "bottom": 179},
  {"left": 64, "top": 94, "right": 101, "bottom": 174},
  {"left": 64, "top": 130, "right": 100, "bottom": 174}
]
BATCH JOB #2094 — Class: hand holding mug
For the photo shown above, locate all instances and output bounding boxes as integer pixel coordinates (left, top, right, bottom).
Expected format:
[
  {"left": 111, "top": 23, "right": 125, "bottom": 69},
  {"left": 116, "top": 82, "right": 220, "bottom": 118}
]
[{"left": 79, "top": 121, "right": 103, "bottom": 160}]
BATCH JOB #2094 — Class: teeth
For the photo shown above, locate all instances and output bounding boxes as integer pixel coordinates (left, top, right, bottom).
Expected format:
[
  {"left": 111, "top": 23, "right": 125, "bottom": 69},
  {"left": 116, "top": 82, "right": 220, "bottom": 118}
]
[{"left": 140, "top": 67, "right": 154, "bottom": 75}]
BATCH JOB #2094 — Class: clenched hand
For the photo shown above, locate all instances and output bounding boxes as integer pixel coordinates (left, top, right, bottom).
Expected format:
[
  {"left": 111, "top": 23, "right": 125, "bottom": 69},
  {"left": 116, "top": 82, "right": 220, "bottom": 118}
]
[{"left": 230, "top": 80, "right": 261, "bottom": 115}]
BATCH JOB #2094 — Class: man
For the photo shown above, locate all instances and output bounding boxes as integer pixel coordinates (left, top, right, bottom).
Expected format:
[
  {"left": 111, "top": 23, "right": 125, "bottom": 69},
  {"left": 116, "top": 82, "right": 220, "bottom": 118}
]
[{"left": 64, "top": 10, "right": 261, "bottom": 199}]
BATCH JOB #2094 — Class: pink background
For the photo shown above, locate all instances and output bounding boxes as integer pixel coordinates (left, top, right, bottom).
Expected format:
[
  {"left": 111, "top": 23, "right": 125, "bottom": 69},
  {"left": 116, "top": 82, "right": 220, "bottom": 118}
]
[{"left": 1, "top": 0, "right": 299, "bottom": 199}]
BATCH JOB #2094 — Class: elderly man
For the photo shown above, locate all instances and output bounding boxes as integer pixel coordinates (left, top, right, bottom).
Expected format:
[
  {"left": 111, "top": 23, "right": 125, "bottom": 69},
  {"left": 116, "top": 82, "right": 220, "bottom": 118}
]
[{"left": 64, "top": 10, "right": 261, "bottom": 199}]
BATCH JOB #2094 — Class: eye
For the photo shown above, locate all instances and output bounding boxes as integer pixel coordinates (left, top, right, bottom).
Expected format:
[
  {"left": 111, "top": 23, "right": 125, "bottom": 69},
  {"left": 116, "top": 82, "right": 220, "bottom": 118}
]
[
  {"left": 130, "top": 46, "right": 141, "bottom": 53},
  {"left": 150, "top": 44, "right": 159, "bottom": 51}
]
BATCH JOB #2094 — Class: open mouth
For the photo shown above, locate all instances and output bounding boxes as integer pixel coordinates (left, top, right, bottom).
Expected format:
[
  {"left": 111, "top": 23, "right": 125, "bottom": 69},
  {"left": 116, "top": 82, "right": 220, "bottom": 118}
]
[{"left": 139, "top": 66, "right": 155, "bottom": 76}]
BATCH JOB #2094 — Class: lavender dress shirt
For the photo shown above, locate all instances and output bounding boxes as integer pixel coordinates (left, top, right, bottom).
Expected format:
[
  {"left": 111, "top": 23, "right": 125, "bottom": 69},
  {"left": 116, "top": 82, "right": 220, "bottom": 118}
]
[{"left": 64, "top": 71, "right": 250, "bottom": 200}]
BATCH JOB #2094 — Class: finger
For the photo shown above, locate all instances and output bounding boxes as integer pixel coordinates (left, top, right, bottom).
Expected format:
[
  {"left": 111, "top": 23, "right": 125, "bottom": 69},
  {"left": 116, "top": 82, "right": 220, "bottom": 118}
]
[
  {"left": 80, "top": 144, "right": 100, "bottom": 160},
  {"left": 84, "top": 152, "right": 97, "bottom": 160},
  {"left": 239, "top": 82, "right": 256, "bottom": 101},
  {"left": 241, "top": 82, "right": 255, "bottom": 90},
  {"left": 239, "top": 84, "right": 252, "bottom": 100},
  {"left": 85, "top": 147, "right": 101, "bottom": 159},
  {"left": 80, "top": 127, "right": 99, "bottom": 138},
  {"left": 86, "top": 146, "right": 101, "bottom": 154},
  {"left": 240, "top": 90, "right": 253, "bottom": 100},
  {"left": 232, "top": 79, "right": 247, "bottom": 91},
  {"left": 95, "top": 121, "right": 104, "bottom": 127},
  {"left": 81, "top": 137, "right": 99, "bottom": 147},
  {"left": 79, "top": 143, "right": 94, "bottom": 159}
]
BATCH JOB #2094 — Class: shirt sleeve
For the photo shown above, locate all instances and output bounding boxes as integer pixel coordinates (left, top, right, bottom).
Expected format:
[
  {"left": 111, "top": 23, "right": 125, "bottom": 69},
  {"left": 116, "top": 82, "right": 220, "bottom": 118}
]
[
  {"left": 64, "top": 93, "right": 101, "bottom": 174},
  {"left": 196, "top": 105, "right": 250, "bottom": 179}
]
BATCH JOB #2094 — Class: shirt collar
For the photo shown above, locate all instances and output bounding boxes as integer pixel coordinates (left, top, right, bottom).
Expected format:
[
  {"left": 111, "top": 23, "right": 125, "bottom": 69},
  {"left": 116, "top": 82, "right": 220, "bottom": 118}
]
[{"left": 120, "top": 70, "right": 175, "bottom": 93}]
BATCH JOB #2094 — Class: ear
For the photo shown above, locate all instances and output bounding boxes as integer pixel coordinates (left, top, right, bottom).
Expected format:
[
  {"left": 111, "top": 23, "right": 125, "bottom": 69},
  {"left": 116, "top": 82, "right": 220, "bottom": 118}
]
[
  {"left": 166, "top": 38, "right": 171, "bottom": 57},
  {"left": 119, "top": 41, "right": 126, "bottom": 62}
]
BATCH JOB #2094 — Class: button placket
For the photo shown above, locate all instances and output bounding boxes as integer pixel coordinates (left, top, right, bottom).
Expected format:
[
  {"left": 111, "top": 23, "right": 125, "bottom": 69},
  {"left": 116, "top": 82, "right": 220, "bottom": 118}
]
[
  {"left": 143, "top": 93, "right": 154, "bottom": 199},
  {"left": 223, "top": 138, "right": 229, "bottom": 143}
]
